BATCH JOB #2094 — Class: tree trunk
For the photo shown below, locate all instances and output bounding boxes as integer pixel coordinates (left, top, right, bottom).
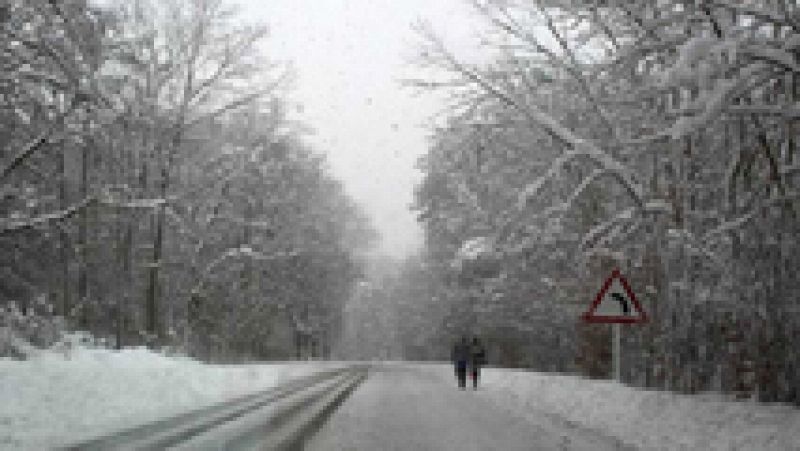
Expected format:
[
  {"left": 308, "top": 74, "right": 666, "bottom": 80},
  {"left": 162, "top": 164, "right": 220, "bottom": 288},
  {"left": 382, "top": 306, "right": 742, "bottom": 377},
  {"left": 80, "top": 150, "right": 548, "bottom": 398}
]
[
  {"left": 78, "top": 141, "right": 89, "bottom": 330},
  {"left": 145, "top": 169, "right": 167, "bottom": 344},
  {"left": 58, "top": 137, "right": 71, "bottom": 319}
]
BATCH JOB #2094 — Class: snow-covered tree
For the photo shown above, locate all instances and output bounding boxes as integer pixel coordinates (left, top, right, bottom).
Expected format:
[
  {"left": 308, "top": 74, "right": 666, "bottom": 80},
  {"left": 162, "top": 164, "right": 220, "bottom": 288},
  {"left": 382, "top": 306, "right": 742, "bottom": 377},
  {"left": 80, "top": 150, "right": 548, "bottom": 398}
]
[{"left": 411, "top": 0, "right": 799, "bottom": 401}]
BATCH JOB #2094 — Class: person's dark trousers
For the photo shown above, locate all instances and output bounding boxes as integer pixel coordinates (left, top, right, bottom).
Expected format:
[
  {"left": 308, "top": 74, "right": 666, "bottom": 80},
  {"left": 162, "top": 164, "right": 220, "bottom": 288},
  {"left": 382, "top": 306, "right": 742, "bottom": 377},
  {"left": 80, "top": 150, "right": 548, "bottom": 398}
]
[
  {"left": 456, "top": 362, "right": 467, "bottom": 389},
  {"left": 471, "top": 367, "right": 480, "bottom": 389}
]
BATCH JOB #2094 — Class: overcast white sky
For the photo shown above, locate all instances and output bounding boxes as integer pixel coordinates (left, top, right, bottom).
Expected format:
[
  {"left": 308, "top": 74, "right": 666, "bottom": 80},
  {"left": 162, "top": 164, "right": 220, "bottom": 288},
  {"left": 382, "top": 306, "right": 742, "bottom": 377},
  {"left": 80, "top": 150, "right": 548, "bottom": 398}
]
[{"left": 235, "top": 0, "right": 482, "bottom": 257}]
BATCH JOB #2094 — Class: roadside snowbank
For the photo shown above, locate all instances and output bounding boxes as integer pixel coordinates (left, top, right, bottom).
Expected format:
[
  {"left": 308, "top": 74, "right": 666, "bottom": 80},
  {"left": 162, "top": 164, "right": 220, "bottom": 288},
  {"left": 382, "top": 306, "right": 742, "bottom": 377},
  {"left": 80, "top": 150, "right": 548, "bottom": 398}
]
[
  {"left": 481, "top": 368, "right": 799, "bottom": 450},
  {"left": 0, "top": 342, "right": 340, "bottom": 450}
]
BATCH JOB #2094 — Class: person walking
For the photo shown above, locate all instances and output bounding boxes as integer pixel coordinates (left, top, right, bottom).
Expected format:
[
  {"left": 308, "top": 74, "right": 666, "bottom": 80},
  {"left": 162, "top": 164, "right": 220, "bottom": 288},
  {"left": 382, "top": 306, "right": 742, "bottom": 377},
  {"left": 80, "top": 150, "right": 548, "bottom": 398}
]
[
  {"left": 451, "top": 336, "right": 469, "bottom": 389},
  {"left": 469, "top": 336, "right": 486, "bottom": 390}
]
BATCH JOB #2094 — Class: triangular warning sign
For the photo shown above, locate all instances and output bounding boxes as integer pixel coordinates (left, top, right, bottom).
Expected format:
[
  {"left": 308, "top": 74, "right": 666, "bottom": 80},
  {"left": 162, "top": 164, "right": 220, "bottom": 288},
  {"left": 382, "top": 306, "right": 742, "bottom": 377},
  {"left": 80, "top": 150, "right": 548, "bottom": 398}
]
[{"left": 581, "top": 269, "right": 647, "bottom": 324}]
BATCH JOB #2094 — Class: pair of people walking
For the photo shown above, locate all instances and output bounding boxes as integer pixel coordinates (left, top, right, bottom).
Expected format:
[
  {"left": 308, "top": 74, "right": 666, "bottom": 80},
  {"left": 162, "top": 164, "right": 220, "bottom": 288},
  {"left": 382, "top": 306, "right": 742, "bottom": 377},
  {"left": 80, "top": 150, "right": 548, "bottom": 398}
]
[{"left": 451, "top": 336, "right": 486, "bottom": 390}]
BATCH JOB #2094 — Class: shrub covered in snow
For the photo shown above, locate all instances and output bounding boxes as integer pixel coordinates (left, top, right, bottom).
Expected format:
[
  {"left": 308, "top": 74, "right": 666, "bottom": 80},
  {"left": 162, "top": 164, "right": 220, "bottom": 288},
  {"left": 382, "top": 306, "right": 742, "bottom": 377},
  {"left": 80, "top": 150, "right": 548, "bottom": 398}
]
[{"left": 0, "top": 297, "right": 65, "bottom": 359}]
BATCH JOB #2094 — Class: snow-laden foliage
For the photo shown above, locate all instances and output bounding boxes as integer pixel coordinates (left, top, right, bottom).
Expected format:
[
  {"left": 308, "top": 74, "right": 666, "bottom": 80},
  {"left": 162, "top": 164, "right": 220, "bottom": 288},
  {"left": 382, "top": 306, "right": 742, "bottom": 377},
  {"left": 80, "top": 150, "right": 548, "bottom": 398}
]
[
  {"left": 407, "top": 0, "right": 800, "bottom": 402},
  {"left": 0, "top": 0, "right": 376, "bottom": 361}
]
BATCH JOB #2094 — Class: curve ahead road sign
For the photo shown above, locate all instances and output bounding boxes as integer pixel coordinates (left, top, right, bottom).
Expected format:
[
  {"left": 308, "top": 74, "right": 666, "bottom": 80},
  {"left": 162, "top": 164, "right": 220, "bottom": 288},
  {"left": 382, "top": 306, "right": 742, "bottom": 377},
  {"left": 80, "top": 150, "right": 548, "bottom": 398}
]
[{"left": 581, "top": 269, "right": 647, "bottom": 324}]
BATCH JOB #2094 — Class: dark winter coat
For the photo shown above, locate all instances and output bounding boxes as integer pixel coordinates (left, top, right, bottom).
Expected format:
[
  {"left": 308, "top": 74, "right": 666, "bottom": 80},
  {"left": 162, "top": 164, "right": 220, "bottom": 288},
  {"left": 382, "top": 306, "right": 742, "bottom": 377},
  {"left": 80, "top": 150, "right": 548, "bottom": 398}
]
[
  {"left": 452, "top": 341, "right": 469, "bottom": 368},
  {"left": 469, "top": 342, "right": 486, "bottom": 369}
]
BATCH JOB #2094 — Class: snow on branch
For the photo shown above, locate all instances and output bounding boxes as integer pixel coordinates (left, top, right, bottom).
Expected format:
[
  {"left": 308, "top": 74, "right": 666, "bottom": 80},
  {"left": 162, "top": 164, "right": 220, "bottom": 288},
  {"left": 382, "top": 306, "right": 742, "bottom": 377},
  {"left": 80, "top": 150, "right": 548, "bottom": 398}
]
[
  {"left": 0, "top": 197, "right": 97, "bottom": 235},
  {"left": 709, "top": 1, "right": 800, "bottom": 32},
  {"left": 0, "top": 196, "right": 166, "bottom": 235},
  {"left": 415, "top": 20, "right": 645, "bottom": 212},
  {"left": 474, "top": 1, "right": 617, "bottom": 138},
  {"left": 625, "top": 22, "right": 800, "bottom": 144},
  {"left": 518, "top": 167, "right": 646, "bottom": 225},
  {"left": 579, "top": 207, "right": 636, "bottom": 251},
  {"left": 101, "top": 198, "right": 168, "bottom": 209},
  {"left": 201, "top": 246, "right": 299, "bottom": 273},
  {"left": 702, "top": 191, "right": 800, "bottom": 244},
  {"left": 594, "top": 219, "right": 636, "bottom": 251},
  {"left": 629, "top": 63, "right": 770, "bottom": 145},
  {"left": 578, "top": 200, "right": 671, "bottom": 254},
  {"left": 202, "top": 214, "right": 276, "bottom": 232},
  {"left": 191, "top": 246, "right": 301, "bottom": 294},
  {"left": 535, "top": 4, "right": 618, "bottom": 138},
  {"left": 517, "top": 145, "right": 644, "bottom": 211},
  {"left": 496, "top": 144, "right": 655, "bottom": 248},
  {"left": 535, "top": 169, "right": 607, "bottom": 219}
]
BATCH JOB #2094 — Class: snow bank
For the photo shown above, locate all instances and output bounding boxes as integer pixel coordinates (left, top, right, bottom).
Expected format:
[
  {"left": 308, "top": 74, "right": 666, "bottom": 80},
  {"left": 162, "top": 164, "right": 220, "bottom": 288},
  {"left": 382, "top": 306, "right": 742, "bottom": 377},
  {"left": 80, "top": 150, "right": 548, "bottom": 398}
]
[
  {"left": 481, "top": 368, "right": 800, "bottom": 450},
  {"left": 0, "top": 343, "right": 340, "bottom": 450}
]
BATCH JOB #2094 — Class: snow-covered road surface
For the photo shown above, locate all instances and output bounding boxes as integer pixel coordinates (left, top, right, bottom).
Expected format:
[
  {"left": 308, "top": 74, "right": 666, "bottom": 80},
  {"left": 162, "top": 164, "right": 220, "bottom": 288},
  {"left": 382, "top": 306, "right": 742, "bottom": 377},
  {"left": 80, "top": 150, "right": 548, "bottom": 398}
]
[
  {"left": 167, "top": 368, "right": 367, "bottom": 450},
  {"left": 65, "top": 366, "right": 366, "bottom": 450},
  {"left": 307, "top": 363, "right": 631, "bottom": 450},
  {"left": 3, "top": 346, "right": 796, "bottom": 450}
]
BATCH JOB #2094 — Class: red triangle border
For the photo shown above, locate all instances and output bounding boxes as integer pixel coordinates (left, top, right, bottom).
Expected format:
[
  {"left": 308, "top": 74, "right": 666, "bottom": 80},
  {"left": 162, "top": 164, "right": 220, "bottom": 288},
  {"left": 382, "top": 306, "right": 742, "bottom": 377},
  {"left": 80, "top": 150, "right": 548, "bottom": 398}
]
[{"left": 581, "top": 268, "right": 648, "bottom": 324}]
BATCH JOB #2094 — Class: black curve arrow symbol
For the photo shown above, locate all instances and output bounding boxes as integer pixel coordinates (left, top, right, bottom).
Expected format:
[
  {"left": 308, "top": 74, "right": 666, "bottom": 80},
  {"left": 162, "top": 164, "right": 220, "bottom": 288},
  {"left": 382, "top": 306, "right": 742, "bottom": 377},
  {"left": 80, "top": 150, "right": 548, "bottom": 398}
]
[{"left": 611, "top": 293, "right": 629, "bottom": 314}]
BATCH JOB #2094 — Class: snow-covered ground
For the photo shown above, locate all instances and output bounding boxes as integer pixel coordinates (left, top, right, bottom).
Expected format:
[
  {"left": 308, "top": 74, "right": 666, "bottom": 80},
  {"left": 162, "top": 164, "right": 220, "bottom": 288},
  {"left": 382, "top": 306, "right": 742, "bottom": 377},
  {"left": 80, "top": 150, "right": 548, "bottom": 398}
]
[
  {"left": 1, "top": 352, "right": 798, "bottom": 450},
  {"left": 311, "top": 363, "right": 800, "bottom": 450},
  {"left": 482, "top": 367, "right": 800, "bottom": 450},
  {"left": 0, "top": 339, "right": 341, "bottom": 450}
]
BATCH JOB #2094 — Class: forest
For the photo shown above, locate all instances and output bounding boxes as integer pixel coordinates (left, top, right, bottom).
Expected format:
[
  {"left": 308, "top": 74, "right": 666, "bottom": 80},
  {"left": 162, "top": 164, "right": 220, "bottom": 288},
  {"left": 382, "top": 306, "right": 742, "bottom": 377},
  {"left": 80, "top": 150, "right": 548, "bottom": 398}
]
[
  {"left": 0, "top": 0, "right": 375, "bottom": 361},
  {"left": 385, "top": 0, "right": 799, "bottom": 404}
]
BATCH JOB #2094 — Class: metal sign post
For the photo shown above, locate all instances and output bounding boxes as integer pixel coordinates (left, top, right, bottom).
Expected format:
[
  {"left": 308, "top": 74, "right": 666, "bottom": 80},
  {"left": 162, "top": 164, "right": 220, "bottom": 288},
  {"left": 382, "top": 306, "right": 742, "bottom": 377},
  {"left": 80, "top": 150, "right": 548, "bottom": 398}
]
[
  {"left": 581, "top": 269, "right": 647, "bottom": 382},
  {"left": 612, "top": 323, "right": 621, "bottom": 381}
]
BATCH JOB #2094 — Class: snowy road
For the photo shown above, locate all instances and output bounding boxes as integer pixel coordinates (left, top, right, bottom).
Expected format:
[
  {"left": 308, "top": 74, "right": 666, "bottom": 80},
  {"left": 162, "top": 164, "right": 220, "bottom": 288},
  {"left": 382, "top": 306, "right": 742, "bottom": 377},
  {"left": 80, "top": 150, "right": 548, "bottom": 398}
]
[
  {"left": 62, "top": 366, "right": 367, "bottom": 450},
  {"left": 306, "top": 363, "right": 632, "bottom": 450}
]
